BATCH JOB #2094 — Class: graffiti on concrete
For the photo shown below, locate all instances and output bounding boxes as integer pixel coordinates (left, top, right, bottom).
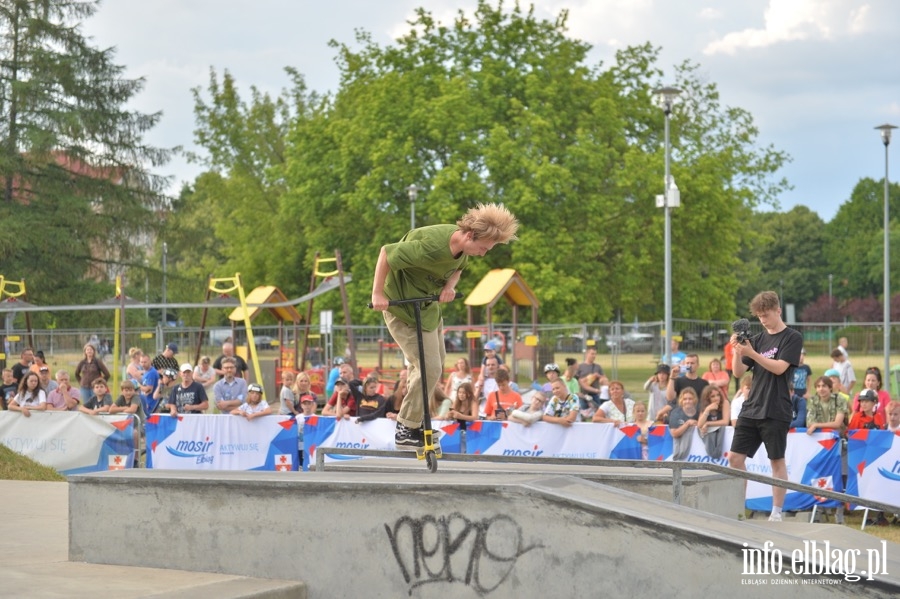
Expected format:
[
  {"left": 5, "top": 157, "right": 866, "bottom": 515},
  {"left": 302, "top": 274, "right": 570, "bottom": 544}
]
[{"left": 385, "top": 512, "right": 543, "bottom": 596}]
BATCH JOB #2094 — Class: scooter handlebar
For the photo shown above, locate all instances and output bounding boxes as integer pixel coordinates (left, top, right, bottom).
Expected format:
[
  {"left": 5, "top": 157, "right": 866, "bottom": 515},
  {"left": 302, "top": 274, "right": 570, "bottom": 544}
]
[{"left": 367, "top": 291, "right": 463, "bottom": 309}]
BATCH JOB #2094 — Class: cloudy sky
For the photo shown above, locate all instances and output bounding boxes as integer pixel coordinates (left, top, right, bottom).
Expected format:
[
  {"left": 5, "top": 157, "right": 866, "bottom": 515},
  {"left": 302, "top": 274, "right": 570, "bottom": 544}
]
[{"left": 82, "top": 0, "right": 900, "bottom": 222}]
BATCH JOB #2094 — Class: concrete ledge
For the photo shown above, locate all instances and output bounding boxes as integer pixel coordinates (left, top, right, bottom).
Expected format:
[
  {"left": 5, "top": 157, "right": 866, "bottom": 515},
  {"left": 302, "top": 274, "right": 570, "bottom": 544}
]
[
  {"left": 70, "top": 470, "right": 900, "bottom": 598},
  {"left": 321, "top": 457, "right": 745, "bottom": 518}
]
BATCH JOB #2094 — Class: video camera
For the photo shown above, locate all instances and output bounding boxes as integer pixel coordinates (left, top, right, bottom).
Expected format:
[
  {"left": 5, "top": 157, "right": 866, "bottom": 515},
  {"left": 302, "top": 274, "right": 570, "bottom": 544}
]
[{"left": 732, "top": 318, "right": 752, "bottom": 344}]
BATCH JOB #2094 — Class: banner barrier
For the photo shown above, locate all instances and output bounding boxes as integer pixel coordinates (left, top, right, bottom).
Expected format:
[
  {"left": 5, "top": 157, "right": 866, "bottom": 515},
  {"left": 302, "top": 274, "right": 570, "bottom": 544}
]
[
  {"left": 0, "top": 411, "right": 136, "bottom": 475},
  {"left": 5, "top": 411, "right": 896, "bottom": 509},
  {"left": 846, "top": 429, "right": 900, "bottom": 509},
  {"left": 304, "top": 418, "right": 876, "bottom": 509},
  {"left": 145, "top": 414, "right": 299, "bottom": 471}
]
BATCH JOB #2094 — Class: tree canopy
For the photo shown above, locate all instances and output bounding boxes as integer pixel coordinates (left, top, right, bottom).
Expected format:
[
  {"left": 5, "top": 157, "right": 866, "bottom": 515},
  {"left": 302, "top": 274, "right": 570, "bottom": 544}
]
[
  {"left": 179, "top": 1, "right": 790, "bottom": 326},
  {"left": 0, "top": 0, "right": 171, "bottom": 323}
]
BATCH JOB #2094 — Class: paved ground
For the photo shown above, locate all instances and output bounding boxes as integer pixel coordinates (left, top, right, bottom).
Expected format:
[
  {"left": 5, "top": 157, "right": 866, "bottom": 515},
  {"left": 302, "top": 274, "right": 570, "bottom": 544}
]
[{"left": 0, "top": 480, "right": 305, "bottom": 598}]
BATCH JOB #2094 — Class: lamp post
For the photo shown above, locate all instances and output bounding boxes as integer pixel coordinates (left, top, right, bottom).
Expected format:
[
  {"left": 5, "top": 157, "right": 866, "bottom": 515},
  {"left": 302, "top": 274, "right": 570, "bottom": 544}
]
[
  {"left": 407, "top": 184, "right": 419, "bottom": 231},
  {"left": 876, "top": 123, "right": 897, "bottom": 378},
  {"left": 828, "top": 273, "right": 833, "bottom": 347},
  {"left": 654, "top": 86, "right": 681, "bottom": 363},
  {"left": 161, "top": 242, "right": 168, "bottom": 331},
  {"left": 144, "top": 258, "right": 150, "bottom": 319}
]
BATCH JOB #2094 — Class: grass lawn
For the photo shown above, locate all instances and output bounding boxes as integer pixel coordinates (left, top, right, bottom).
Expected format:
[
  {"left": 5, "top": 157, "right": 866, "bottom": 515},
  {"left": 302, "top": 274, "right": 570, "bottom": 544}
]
[{"left": 0, "top": 445, "right": 66, "bottom": 482}]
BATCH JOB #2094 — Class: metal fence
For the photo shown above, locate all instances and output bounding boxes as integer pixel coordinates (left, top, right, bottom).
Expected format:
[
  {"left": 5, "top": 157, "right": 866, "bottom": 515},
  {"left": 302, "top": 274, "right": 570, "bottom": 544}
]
[{"left": 2, "top": 319, "right": 894, "bottom": 375}]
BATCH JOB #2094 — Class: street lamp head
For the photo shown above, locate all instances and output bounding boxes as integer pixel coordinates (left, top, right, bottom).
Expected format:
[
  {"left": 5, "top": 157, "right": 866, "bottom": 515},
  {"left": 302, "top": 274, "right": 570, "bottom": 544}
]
[
  {"left": 406, "top": 184, "right": 419, "bottom": 202},
  {"left": 875, "top": 123, "right": 897, "bottom": 146},
  {"left": 653, "top": 86, "right": 682, "bottom": 115}
]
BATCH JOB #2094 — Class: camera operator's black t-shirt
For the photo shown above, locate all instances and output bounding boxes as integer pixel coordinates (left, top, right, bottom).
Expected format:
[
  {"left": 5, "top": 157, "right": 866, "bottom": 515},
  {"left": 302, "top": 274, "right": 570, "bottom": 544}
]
[{"left": 739, "top": 326, "right": 803, "bottom": 422}]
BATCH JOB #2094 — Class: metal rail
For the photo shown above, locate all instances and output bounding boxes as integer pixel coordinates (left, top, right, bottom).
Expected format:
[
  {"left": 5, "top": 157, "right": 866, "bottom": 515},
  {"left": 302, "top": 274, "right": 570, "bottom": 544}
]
[{"left": 314, "top": 446, "right": 900, "bottom": 514}]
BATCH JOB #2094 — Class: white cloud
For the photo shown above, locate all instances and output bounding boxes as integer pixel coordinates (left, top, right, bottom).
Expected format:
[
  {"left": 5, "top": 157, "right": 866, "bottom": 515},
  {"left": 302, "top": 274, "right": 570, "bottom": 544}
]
[
  {"left": 703, "top": 0, "right": 873, "bottom": 55},
  {"left": 698, "top": 7, "right": 724, "bottom": 20}
]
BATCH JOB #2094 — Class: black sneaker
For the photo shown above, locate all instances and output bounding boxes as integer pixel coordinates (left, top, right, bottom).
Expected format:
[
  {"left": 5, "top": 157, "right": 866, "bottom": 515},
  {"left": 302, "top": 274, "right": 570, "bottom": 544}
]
[{"left": 395, "top": 423, "right": 423, "bottom": 447}]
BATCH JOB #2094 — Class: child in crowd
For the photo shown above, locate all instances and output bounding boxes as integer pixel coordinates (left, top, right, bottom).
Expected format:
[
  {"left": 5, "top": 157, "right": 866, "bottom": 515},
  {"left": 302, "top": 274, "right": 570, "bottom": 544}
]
[
  {"left": 644, "top": 364, "right": 670, "bottom": 423},
  {"left": 848, "top": 390, "right": 885, "bottom": 430},
  {"left": 508, "top": 391, "right": 548, "bottom": 426},
  {"left": 561, "top": 358, "right": 581, "bottom": 398},
  {"left": 8, "top": 372, "right": 47, "bottom": 417},
  {"left": 292, "top": 371, "right": 318, "bottom": 413},
  {"left": 108, "top": 379, "right": 145, "bottom": 466},
  {"left": 1, "top": 368, "right": 18, "bottom": 410},
  {"left": 789, "top": 382, "right": 807, "bottom": 429},
  {"left": 542, "top": 379, "right": 580, "bottom": 427},
  {"left": 278, "top": 370, "right": 298, "bottom": 416},
  {"left": 632, "top": 400, "right": 652, "bottom": 460},
  {"left": 888, "top": 400, "right": 900, "bottom": 433},
  {"left": 79, "top": 378, "right": 113, "bottom": 415},
  {"left": 446, "top": 381, "right": 478, "bottom": 424},
  {"left": 669, "top": 387, "right": 700, "bottom": 461},
  {"left": 108, "top": 379, "right": 145, "bottom": 421},
  {"left": 356, "top": 376, "right": 390, "bottom": 423},
  {"left": 231, "top": 383, "right": 272, "bottom": 420},
  {"left": 806, "top": 376, "right": 848, "bottom": 435}
]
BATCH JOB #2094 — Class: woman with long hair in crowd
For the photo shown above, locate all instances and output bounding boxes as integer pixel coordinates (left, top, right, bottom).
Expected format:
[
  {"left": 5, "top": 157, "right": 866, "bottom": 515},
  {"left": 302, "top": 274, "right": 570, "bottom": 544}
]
[
  {"left": 292, "top": 371, "right": 318, "bottom": 411},
  {"left": 125, "top": 347, "right": 144, "bottom": 383},
  {"left": 697, "top": 385, "right": 730, "bottom": 459},
  {"left": 74, "top": 344, "right": 110, "bottom": 404},
  {"left": 8, "top": 372, "right": 47, "bottom": 417},
  {"left": 447, "top": 382, "right": 479, "bottom": 424},
  {"left": 851, "top": 366, "right": 891, "bottom": 421},
  {"left": 443, "top": 357, "right": 472, "bottom": 403}
]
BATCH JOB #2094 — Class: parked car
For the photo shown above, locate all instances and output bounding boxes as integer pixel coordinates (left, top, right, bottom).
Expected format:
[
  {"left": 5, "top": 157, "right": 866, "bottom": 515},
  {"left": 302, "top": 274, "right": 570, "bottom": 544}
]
[
  {"left": 555, "top": 334, "right": 602, "bottom": 352},
  {"left": 253, "top": 335, "right": 276, "bottom": 350},
  {"left": 605, "top": 331, "right": 655, "bottom": 353},
  {"left": 444, "top": 333, "right": 464, "bottom": 353}
]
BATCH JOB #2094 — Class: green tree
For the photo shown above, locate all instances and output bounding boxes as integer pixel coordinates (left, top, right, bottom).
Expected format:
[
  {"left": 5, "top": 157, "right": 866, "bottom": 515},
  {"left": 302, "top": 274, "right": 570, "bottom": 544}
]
[
  {"left": 170, "top": 67, "right": 317, "bottom": 305},
  {"left": 743, "top": 206, "right": 828, "bottom": 317},
  {"left": 279, "top": 1, "right": 788, "bottom": 325},
  {"left": 825, "top": 177, "right": 900, "bottom": 301},
  {"left": 0, "top": 0, "right": 170, "bottom": 319}
]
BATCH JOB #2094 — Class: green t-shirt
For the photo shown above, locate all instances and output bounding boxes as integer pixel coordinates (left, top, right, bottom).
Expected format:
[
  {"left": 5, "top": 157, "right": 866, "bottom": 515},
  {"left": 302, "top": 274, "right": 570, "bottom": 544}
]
[{"left": 383, "top": 224, "right": 467, "bottom": 331}]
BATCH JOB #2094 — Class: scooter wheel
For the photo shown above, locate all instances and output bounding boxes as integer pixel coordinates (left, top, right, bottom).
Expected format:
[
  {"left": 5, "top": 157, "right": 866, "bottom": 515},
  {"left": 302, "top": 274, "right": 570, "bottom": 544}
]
[{"left": 426, "top": 451, "right": 438, "bottom": 473}]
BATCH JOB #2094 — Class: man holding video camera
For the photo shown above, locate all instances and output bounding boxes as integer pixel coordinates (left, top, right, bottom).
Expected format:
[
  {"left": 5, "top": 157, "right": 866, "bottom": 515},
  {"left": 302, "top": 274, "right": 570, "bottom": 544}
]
[{"left": 728, "top": 291, "right": 803, "bottom": 522}]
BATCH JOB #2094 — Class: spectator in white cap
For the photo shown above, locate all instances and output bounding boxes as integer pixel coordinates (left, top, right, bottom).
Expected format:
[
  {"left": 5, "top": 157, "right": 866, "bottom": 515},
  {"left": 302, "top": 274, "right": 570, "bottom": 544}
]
[
  {"left": 166, "top": 362, "right": 209, "bottom": 416},
  {"left": 231, "top": 383, "right": 271, "bottom": 419}
]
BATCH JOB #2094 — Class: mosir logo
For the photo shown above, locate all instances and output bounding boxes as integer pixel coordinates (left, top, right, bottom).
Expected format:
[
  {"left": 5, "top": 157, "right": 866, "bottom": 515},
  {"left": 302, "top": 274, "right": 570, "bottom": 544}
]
[
  {"left": 741, "top": 540, "right": 890, "bottom": 584},
  {"left": 877, "top": 460, "right": 900, "bottom": 482},
  {"left": 166, "top": 437, "right": 215, "bottom": 465},
  {"left": 502, "top": 444, "right": 543, "bottom": 457}
]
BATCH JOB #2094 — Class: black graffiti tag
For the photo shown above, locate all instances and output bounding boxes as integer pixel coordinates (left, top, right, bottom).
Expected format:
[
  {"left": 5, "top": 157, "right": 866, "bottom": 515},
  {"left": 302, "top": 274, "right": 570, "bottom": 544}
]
[{"left": 384, "top": 512, "right": 543, "bottom": 596}]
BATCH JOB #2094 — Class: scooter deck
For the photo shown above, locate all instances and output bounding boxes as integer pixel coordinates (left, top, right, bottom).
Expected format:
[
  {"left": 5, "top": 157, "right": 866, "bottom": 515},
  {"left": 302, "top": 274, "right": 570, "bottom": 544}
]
[{"left": 395, "top": 431, "right": 443, "bottom": 460}]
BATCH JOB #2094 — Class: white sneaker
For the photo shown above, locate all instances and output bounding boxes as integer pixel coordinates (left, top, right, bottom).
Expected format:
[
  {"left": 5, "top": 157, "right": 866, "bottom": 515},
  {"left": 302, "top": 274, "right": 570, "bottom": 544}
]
[{"left": 768, "top": 513, "right": 783, "bottom": 522}]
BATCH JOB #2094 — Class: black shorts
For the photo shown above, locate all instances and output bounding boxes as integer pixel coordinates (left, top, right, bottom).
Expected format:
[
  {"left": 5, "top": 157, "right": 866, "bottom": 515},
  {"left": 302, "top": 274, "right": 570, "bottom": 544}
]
[{"left": 730, "top": 417, "right": 790, "bottom": 460}]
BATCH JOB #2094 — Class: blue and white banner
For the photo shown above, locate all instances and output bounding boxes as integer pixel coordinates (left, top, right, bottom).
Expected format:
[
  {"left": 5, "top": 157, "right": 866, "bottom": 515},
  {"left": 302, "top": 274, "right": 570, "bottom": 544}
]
[
  {"left": 740, "top": 430, "right": 843, "bottom": 512},
  {"left": 305, "top": 417, "right": 845, "bottom": 510},
  {"left": 0, "top": 412, "right": 135, "bottom": 475},
  {"left": 846, "top": 429, "right": 900, "bottom": 509},
  {"left": 146, "top": 414, "right": 299, "bottom": 471}
]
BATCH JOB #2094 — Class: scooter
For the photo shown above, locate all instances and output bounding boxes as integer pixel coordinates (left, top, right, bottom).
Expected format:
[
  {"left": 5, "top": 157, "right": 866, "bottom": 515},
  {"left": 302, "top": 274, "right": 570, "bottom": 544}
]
[{"left": 370, "top": 292, "right": 460, "bottom": 472}]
